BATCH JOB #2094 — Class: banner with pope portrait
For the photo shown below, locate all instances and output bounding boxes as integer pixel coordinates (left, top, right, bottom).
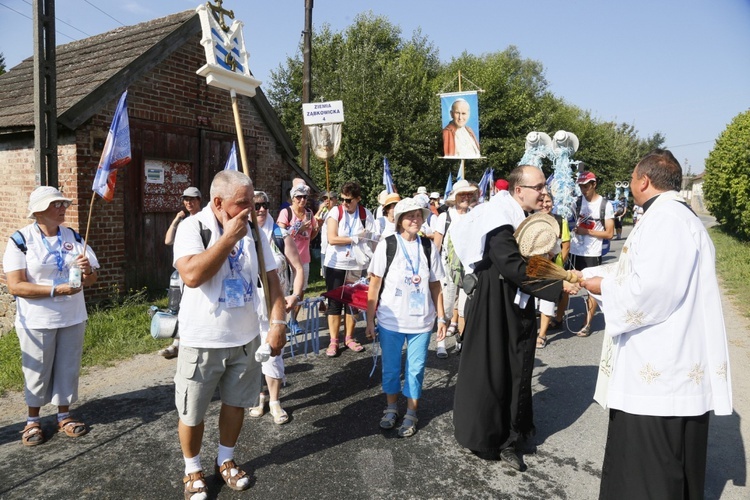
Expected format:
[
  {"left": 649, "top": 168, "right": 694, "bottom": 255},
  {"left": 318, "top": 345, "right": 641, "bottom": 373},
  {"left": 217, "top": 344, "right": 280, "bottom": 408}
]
[{"left": 440, "top": 91, "right": 480, "bottom": 159}]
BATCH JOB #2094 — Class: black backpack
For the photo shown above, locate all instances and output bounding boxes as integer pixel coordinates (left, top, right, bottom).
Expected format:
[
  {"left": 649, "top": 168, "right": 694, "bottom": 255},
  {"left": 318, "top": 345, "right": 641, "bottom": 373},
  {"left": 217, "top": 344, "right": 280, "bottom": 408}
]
[
  {"left": 377, "top": 234, "right": 432, "bottom": 302},
  {"left": 10, "top": 227, "right": 83, "bottom": 254}
]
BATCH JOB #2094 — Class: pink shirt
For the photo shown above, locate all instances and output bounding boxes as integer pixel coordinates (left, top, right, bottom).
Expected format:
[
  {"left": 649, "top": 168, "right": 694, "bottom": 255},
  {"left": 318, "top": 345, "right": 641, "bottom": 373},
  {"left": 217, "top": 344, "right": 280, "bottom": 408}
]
[{"left": 277, "top": 207, "right": 318, "bottom": 264}]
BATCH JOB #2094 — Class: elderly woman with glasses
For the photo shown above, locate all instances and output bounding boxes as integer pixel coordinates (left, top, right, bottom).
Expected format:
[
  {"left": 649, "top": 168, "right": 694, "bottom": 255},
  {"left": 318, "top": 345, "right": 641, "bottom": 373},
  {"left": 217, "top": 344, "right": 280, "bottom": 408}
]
[
  {"left": 323, "top": 181, "right": 377, "bottom": 357},
  {"left": 247, "top": 191, "right": 305, "bottom": 424},
  {"left": 277, "top": 184, "right": 319, "bottom": 335},
  {"left": 3, "top": 186, "right": 99, "bottom": 446}
]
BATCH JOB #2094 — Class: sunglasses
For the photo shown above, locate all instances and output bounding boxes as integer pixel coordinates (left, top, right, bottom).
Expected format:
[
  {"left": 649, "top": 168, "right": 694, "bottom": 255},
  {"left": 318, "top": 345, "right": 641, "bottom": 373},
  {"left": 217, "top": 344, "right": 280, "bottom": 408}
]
[
  {"left": 341, "top": 197, "right": 353, "bottom": 203},
  {"left": 52, "top": 201, "right": 72, "bottom": 208},
  {"left": 255, "top": 202, "right": 269, "bottom": 211},
  {"left": 295, "top": 195, "right": 308, "bottom": 200}
]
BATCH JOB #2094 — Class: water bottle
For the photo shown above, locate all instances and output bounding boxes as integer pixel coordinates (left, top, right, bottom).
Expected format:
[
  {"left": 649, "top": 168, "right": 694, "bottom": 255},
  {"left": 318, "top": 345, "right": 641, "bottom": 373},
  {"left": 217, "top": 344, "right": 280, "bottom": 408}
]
[
  {"left": 68, "top": 255, "right": 82, "bottom": 288},
  {"left": 167, "top": 270, "right": 182, "bottom": 314},
  {"left": 254, "top": 343, "right": 271, "bottom": 363}
]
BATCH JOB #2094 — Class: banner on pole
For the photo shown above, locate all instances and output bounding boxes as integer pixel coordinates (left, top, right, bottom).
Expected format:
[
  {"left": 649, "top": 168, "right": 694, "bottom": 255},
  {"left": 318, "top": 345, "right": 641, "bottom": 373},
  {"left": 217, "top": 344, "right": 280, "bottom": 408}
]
[
  {"left": 440, "top": 91, "right": 481, "bottom": 159},
  {"left": 309, "top": 123, "right": 342, "bottom": 160},
  {"left": 92, "top": 91, "right": 131, "bottom": 202}
]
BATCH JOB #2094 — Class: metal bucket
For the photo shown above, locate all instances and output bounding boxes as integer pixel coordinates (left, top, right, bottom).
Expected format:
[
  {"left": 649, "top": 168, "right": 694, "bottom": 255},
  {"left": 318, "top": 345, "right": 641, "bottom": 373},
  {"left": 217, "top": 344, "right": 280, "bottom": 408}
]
[{"left": 150, "top": 311, "right": 178, "bottom": 339}]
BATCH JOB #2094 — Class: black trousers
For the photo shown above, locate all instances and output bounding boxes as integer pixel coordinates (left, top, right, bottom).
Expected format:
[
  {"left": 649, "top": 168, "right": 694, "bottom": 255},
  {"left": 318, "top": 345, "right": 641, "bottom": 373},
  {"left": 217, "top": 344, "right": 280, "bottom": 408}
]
[{"left": 599, "top": 409, "right": 710, "bottom": 500}]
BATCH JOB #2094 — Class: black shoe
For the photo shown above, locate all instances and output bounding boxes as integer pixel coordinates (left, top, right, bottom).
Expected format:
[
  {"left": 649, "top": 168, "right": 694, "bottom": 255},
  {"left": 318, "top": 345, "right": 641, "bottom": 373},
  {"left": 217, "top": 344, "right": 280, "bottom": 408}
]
[{"left": 500, "top": 446, "right": 524, "bottom": 471}]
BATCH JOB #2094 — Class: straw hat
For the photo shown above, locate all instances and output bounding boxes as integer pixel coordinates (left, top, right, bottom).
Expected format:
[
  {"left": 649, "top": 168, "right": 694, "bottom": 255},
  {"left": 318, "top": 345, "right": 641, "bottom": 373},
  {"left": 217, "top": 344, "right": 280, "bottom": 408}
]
[
  {"left": 383, "top": 192, "right": 401, "bottom": 208},
  {"left": 394, "top": 197, "right": 430, "bottom": 225},
  {"left": 27, "top": 186, "right": 72, "bottom": 218},
  {"left": 514, "top": 213, "right": 560, "bottom": 257}
]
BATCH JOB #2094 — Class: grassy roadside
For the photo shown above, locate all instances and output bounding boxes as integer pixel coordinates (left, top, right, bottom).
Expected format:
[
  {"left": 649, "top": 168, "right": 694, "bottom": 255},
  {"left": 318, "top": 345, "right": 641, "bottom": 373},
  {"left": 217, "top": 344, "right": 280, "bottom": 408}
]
[
  {"left": 709, "top": 226, "right": 750, "bottom": 319},
  {"left": 0, "top": 261, "right": 329, "bottom": 396}
]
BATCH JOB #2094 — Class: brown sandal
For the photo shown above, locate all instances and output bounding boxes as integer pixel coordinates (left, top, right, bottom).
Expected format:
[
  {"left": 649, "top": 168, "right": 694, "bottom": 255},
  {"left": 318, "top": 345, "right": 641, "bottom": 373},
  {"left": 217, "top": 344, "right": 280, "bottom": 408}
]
[
  {"left": 215, "top": 459, "right": 250, "bottom": 491},
  {"left": 58, "top": 417, "right": 88, "bottom": 437},
  {"left": 21, "top": 421, "right": 45, "bottom": 446},
  {"left": 183, "top": 470, "right": 208, "bottom": 500}
]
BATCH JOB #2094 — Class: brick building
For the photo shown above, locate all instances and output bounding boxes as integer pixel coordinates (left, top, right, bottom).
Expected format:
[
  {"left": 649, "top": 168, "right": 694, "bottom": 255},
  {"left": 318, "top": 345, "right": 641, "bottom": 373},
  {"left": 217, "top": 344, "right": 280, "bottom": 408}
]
[{"left": 0, "top": 10, "right": 312, "bottom": 308}]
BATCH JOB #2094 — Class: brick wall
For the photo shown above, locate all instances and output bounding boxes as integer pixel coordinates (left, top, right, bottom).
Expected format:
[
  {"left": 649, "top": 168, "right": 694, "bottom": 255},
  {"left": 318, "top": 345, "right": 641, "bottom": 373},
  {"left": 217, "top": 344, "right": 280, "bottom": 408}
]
[{"left": 0, "top": 31, "right": 301, "bottom": 316}]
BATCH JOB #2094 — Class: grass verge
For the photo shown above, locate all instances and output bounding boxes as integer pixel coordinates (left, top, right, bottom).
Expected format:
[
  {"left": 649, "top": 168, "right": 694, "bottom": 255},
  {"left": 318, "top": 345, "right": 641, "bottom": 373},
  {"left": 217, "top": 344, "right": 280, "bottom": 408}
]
[
  {"left": 0, "top": 289, "right": 169, "bottom": 396},
  {"left": 709, "top": 226, "right": 750, "bottom": 319}
]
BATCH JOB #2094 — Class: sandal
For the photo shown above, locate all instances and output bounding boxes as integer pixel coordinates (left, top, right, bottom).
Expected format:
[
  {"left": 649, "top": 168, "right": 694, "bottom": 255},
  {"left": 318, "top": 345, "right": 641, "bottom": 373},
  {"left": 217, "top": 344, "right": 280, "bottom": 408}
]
[
  {"left": 269, "top": 401, "right": 289, "bottom": 425},
  {"left": 345, "top": 337, "right": 364, "bottom": 352},
  {"left": 446, "top": 322, "right": 458, "bottom": 337},
  {"left": 380, "top": 407, "right": 399, "bottom": 430},
  {"left": 183, "top": 470, "right": 208, "bottom": 500},
  {"left": 536, "top": 336, "right": 547, "bottom": 349},
  {"left": 398, "top": 413, "right": 418, "bottom": 438},
  {"left": 326, "top": 341, "right": 338, "bottom": 358},
  {"left": 576, "top": 325, "right": 591, "bottom": 337},
  {"left": 58, "top": 417, "right": 87, "bottom": 438},
  {"left": 215, "top": 459, "right": 250, "bottom": 491},
  {"left": 21, "top": 421, "right": 45, "bottom": 446},
  {"left": 249, "top": 393, "right": 268, "bottom": 418}
]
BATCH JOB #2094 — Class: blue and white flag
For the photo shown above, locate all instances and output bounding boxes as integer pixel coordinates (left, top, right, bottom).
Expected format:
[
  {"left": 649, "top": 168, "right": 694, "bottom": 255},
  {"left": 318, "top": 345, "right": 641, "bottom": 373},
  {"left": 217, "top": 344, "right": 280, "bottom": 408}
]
[
  {"left": 92, "top": 91, "right": 131, "bottom": 201},
  {"left": 383, "top": 157, "right": 395, "bottom": 194},
  {"left": 478, "top": 168, "right": 493, "bottom": 199},
  {"left": 456, "top": 161, "right": 465, "bottom": 181},
  {"left": 444, "top": 172, "right": 453, "bottom": 200},
  {"left": 224, "top": 142, "right": 238, "bottom": 171}
]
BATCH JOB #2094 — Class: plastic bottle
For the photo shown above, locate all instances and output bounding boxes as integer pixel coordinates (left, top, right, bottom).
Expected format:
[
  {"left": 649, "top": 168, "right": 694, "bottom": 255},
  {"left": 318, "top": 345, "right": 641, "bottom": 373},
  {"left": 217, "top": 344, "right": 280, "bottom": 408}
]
[{"left": 68, "top": 255, "right": 82, "bottom": 288}]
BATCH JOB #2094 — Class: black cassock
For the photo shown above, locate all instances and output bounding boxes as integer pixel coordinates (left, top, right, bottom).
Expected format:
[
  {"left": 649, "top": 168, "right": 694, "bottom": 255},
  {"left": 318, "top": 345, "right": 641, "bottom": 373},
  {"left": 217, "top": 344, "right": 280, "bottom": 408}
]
[{"left": 453, "top": 224, "right": 562, "bottom": 453}]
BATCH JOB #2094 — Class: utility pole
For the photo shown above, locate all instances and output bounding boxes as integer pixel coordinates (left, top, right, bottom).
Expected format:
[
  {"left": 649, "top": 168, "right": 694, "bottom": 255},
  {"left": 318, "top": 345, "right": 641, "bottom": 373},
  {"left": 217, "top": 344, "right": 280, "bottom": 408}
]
[
  {"left": 301, "top": 0, "right": 313, "bottom": 174},
  {"left": 33, "top": 0, "right": 58, "bottom": 187}
]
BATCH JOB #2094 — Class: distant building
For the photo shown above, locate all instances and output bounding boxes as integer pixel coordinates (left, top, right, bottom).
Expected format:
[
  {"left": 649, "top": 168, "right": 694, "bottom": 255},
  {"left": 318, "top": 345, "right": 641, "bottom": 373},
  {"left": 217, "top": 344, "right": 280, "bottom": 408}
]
[{"left": 0, "top": 11, "right": 313, "bottom": 300}]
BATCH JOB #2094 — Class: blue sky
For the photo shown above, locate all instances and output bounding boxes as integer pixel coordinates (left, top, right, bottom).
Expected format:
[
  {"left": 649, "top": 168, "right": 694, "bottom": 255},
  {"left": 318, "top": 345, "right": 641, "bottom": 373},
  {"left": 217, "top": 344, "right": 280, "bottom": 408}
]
[{"left": 2, "top": 0, "right": 749, "bottom": 174}]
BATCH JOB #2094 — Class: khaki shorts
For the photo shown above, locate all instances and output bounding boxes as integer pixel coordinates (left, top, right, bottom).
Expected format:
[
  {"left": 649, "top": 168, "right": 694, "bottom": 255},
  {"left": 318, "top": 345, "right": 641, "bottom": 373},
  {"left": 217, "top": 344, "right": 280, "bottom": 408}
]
[{"left": 174, "top": 336, "right": 262, "bottom": 426}]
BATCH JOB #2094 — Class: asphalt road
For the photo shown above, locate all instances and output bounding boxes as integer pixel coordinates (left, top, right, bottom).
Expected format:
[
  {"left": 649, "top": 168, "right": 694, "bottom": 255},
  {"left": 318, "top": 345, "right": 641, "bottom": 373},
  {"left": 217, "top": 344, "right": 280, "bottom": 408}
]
[{"left": 0, "top": 221, "right": 747, "bottom": 499}]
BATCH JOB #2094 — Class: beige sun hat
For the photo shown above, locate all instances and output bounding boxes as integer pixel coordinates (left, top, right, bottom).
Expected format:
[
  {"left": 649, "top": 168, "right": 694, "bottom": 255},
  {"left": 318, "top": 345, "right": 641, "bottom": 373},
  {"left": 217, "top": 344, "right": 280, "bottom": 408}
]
[
  {"left": 394, "top": 197, "right": 430, "bottom": 225},
  {"left": 27, "top": 186, "right": 72, "bottom": 218},
  {"left": 377, "top": 189, "right": 389, "bottom": 206},
  {"left": 383, "top": 192, "right": 402, "bottom": 208},
  {"left": 514, "top": 213, "right": 560, "bottom": 257}
]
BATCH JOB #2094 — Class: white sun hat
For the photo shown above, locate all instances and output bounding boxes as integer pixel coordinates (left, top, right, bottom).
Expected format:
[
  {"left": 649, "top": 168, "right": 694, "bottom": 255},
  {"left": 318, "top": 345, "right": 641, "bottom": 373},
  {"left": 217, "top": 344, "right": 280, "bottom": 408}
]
[
  {"left": 393, "top": 197, "right": 430, "bottom": 225},
  {"left": 27, "top": 186, "right": 72, "bottom": 218}
]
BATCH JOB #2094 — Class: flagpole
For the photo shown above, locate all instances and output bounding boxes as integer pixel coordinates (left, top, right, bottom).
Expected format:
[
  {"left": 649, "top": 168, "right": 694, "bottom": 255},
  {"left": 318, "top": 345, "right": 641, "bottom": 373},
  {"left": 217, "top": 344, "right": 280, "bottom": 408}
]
[
  {"left": 82, "top": 191, "right": 97, "bottom": 257},
  {"left": 230, "top": 89, "right": 271, "bottom": 312},
  {"left": 325, "top": 158, "right": 330, "bottom": 193}
]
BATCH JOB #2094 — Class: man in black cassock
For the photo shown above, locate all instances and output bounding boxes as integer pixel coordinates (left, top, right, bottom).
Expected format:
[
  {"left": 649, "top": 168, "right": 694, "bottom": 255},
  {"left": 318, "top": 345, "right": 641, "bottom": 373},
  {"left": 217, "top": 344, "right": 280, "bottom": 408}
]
[{"left": 451, "top": 165, "right": 579, "bottom": 471}]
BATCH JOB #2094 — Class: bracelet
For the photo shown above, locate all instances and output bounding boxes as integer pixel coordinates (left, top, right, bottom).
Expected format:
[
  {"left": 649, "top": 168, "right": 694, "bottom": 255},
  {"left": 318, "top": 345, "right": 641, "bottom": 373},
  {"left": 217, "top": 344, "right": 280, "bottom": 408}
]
[
  {"left": 50, "top": 286, "right": 55, "bottom": 298},
  {"left": 437, "top": 317, "right": 447, "bottom": 324},
  {"left": 270, "top": 319, "right": 286, "bottom": 325}
]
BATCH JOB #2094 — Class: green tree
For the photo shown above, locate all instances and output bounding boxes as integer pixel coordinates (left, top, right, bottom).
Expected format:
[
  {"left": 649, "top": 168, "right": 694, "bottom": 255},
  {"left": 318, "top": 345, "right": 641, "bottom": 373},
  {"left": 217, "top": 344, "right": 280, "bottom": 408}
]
[
  {"left": 0, "top": 52, "right": 6, "bottom": 75},
  {"left": 703, "top": 110, "right": 750, "bottom": 240}
]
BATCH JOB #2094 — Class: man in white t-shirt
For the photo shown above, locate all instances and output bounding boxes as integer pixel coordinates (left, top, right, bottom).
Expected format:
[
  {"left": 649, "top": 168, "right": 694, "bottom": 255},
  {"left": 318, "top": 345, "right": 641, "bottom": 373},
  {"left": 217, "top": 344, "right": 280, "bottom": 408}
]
[
  {"left": 570, "top": 170, "right": 614, "bottom": 337},
  {"left": 172, "top": 170, "right": 287, "bottom": 498}
]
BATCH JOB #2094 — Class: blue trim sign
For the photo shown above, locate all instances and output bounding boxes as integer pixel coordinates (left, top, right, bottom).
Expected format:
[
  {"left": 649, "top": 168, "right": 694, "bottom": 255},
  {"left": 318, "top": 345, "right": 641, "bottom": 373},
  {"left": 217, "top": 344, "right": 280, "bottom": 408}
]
[{"left": 302, "top": 100, "right": 345, "bottom": 126}]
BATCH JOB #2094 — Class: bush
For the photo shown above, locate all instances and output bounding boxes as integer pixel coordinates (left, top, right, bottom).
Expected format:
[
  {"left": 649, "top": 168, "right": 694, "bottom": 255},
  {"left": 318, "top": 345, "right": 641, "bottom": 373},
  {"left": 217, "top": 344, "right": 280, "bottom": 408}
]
[{"left": 704, "top": 110, "right": 750, "bottom": 240}]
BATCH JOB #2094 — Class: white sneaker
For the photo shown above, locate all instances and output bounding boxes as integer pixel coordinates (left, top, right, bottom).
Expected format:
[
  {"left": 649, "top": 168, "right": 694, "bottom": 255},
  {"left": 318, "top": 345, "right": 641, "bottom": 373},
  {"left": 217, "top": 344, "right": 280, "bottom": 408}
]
[{"left": 436, "top": 345, "right": 448, "bottom": 359}]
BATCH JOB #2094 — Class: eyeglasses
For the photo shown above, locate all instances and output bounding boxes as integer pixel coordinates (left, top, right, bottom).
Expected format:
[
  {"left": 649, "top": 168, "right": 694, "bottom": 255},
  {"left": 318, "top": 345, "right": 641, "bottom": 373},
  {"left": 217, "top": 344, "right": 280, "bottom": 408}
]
[
  {"left": 52, "top": 201, "right": 72, "bottom": 208},
  {"left": 295, "top": 195, "right": 308, "bottom": 200},
  {"left": 341, "top": 197, "right": 353, "bottom": 203},
  {"left": 255, "top": 202, "right": 269, "bottom": 211},
  {"left": 519, "top": 184, "right": 547, "bottom": 193}
]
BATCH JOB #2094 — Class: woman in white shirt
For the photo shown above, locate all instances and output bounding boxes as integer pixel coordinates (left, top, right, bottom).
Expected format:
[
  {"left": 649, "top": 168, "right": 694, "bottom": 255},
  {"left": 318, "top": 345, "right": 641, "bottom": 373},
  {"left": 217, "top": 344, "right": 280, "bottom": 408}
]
[
  {"left": 366, "top": 198, "right": 446, "bottom": 437},
  {"left": 3, "top": 186, "right": 99, "bottom": 446}
]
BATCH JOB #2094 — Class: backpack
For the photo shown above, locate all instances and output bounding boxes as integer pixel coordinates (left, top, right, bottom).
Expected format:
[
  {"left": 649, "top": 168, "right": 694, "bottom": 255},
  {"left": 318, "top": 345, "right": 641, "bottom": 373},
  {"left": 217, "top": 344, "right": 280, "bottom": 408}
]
[
  {"left": 335, "top": 204, "right": 367, "bottom": 227},
  {"left": 378, "top": 234, "right": 433, "bottom": 303},
  {"left": 576, "top": 196, "right": 610, "bottom": 256},
  {"left": 283, "top": 206, "right": 314, "bottom": 234},
  {"left": 11, "top": 227, "right": 83, "bottom": 254}
]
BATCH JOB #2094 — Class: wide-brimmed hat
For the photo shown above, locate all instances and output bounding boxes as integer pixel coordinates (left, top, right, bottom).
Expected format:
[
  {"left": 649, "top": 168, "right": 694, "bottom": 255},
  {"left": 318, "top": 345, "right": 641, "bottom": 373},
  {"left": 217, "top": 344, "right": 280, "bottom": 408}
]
[
  {"left": 413, "top": 193, "right": 430, "bottom": 209},
  {"left": 577, "top": 171, "right": 597, "bottom": 184},
  {"left": 416, "top": 186, "right": 428, "bottom": 195},
  {"left": 451, "top": 179, "right": 478, "bottom": 196},
  {"left": 514, "top": 213, "right": 560, "bottom": 257},
  {"left": 182, "top": 187, "right": 201, "bottom": 198},
  {"left": 290, "top": 184, "right": 310, "bottom": 198},
  {"left": 551, "top": 130, "right": 579, "bottom": 154},
  {"left": 383, "top": 192, "right": 401, "bottom": 208},
  {"left": 394, "top": 197, "right": 430, "bottom": 225},
  {"left": 27, "top": 186, "right": 72, "bottom": 218},
  {"left": 377, "top": 189, "right": 389, "bottom": 206}
]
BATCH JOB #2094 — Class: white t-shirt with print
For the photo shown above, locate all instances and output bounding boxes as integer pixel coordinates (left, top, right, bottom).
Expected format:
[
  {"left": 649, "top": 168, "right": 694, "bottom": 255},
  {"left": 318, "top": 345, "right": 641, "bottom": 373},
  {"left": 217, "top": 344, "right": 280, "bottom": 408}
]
[
  {"left": 173, "top": 207, "right": 277, "bottom": 349},
  {"left": 3, "top": 224, "right": 100, "bottom": 329},
  {"left": 570, "top": 195, "right": 615, "bottom": 257},
  {"left": 323, "top": 205, "right": 376, "bottom": 271},
  {"left": 368, "top": 235, "right": 445, "bottom": 334}
]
